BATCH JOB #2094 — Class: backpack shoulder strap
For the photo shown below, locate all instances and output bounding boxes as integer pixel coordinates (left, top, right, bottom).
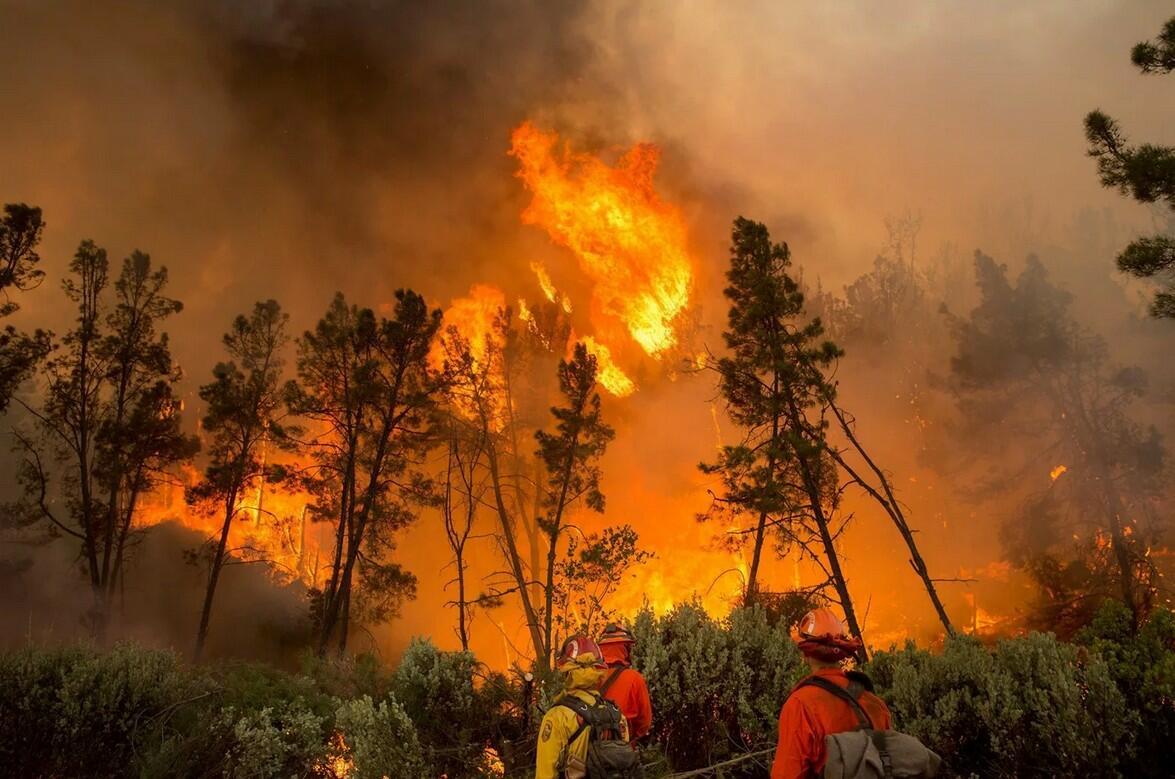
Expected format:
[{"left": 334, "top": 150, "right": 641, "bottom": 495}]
[
  {"left": 796, "top": 676, "right": 875, "bottom": 730},
  {"left": 556, "top": 694, "right": 599, "bottom": 746},
  {"left": 599, "top": 667, "right": 625, "bottom": 698},
  {"left": 844, "top": 669, "right": 876, "bottom": 693}
]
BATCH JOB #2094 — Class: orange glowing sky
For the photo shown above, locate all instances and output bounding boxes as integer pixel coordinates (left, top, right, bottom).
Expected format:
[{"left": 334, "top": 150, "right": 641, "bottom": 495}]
[{"left": 0, "top": 1, "right": 1171, "bottom": 664}]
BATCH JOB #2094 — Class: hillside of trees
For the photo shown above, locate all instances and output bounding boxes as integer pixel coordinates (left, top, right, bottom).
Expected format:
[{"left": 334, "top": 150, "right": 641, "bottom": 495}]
[{"left": 3, "top": 17, "right": 1175, "bottom": 777}]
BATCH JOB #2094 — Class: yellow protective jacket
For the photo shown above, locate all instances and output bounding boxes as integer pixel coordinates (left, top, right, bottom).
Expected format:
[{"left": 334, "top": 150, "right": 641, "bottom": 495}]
[{"left": 535, "top": 670, "right": 630, "bottom": 779}]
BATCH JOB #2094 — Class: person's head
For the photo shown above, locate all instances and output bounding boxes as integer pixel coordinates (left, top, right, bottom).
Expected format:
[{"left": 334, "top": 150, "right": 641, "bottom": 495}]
[
  {"left": 791, "top": 607, "right": 862, "bottom": 669},
  {"left": 597, "top": 623, "right": 636, "bottom": 667},
  {"left": 555, "top": 634, "right": 608, "bottom": 690}
]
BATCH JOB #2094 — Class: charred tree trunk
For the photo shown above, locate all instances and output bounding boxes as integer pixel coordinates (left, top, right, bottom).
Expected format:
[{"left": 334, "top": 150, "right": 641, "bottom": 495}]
[
  {"left": 317, "top": 361, "right": 408, "bottom": 656},
  {"left": 194, "top": 484, "right": 240, "bottom": 662},
  {"left": 542, "top": 431, "right": 581, "bottom": 655},
  {"left": 744, "top": 509, "right": 769, "bottom": 607},
  {"left": 455, "top": 551, "right": 470, "bottom": 651},
  {"left": 317, "top": 403, "right": 398, "bottom": 655},
  {"left": 486, "top": 436, "right": 548, "bottom": 672},
  {"left": 107, "top": 468, "right": 144, "bottom": 603},
  {"left": 527, "top": 457, "right": 544, "bottom": 608},
  {"left": 787, "top": 394, "right": 866, "bottom": 658},
  {"left": 321, "top": 457, "right": 354, "bottom": 628},
  {"left": 744, "top": 400, "right": 781, "bottom": 607},
  {"left": 804, "top": 481, "right": 866, "bottom": 660},
  {"left": 337, "top": 585, "right": 351, "bottom": 654}
]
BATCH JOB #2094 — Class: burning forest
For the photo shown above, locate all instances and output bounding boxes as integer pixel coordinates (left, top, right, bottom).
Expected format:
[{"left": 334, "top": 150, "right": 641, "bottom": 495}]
[{"left": 1, "top": 2, "right": 1174, "bottom": 778}]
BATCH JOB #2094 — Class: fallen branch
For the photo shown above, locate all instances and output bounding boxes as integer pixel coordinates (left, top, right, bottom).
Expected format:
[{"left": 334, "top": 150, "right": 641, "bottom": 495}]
[{"left": 664, "top": 747, "right": 777, "bottom": 778}]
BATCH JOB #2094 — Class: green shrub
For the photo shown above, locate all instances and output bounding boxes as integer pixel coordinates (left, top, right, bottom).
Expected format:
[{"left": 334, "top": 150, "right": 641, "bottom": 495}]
[
  {"left": 392, "top": 637, "right": 522, "bottom": 778},
  {"left": 0, "top": 643, "right": 194, "bottom": 778},
  {"left": 301, "top": 651, "right": 392, "bottom": 701},
  {"left": 1077, "top": 602, "right": 1175, "bottom": 779},
  {"left": 633, "top": 602, "right": 805, "bottom": 770},
  {"left": 221, "top": 702, "right": 329, "bottom": 778},
  {"left": 3, "top": 605, "right": 1171, "bottom": 779},
  {"left": 868, "top": 632, "right": 1133, "bottom": 778},
  {"left": 333, "top": 695, "right": 427, "bottom": 778}
]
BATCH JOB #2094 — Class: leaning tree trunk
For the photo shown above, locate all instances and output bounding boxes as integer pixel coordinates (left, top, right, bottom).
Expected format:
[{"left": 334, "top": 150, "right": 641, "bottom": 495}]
[
  {"left": 794, "top": 439, "right": 867, "bottom": 660},
  {"left": 194, "top": 485, "right": 240, "bottom": 662},
  {"left": 744, "top": 508, "right": 771, "bottom": 607},
  {"left": 486, "top": 438, "right": 549, "bottom": 672},
  {"left": 828, "top": 402, "right": 955, "bottom": 636},
  {"left": 745, "top": 406, "right": 782, "bottom": 607}
]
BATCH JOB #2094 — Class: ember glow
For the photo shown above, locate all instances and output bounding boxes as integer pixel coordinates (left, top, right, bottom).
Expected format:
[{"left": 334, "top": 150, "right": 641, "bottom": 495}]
[{"left": 510, "top": 122, "right": 692, "bottom": 358}]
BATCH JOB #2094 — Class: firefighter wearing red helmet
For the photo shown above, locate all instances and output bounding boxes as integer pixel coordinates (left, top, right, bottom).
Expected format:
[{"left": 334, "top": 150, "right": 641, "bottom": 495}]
[
  {"left": 535, "top": 635, "right": 632, "bottom": 779},
  {"left": 596, "top": 623, "right": 653, "bottom": 741},
  {"left": 771, "top": 608, "right": 892, "bottom": 779}
]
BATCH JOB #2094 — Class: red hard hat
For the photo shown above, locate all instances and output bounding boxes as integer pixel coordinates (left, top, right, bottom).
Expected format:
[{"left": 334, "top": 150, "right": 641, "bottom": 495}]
[
  {"left": 556, "top": 635, "right": 607, "bottom": 670},
  {"left": 791, "top": 607, "right": 863, "bottom": 662},
  {"left": 598, "top": 623, "right": 635, "bottom": 646}
]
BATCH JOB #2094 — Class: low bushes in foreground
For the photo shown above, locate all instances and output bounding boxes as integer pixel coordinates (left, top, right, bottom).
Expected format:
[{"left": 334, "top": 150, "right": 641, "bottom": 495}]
[
  {"left": 0, "top": 601, "right": 1171, "bottom": 778},
  {"left": 0, "top": 640, "right": 511, "bottom": 778}
]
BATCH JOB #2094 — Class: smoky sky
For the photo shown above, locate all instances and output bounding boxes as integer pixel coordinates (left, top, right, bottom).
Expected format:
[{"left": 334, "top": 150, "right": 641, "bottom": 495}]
[
  {"left": 2, "top": 0, "right": 1173, "bottom": 662},
  {"left": 0, "top": 0, "right": 608, "bottom": 356}
]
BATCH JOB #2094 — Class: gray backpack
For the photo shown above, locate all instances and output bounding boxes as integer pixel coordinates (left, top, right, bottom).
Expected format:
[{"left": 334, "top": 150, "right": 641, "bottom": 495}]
[
  {"left": 556, "top": 693, "right": 643, "bottom": 779},
  {"left": 796, "top": 675, "right": 941, "bottom": 779}
]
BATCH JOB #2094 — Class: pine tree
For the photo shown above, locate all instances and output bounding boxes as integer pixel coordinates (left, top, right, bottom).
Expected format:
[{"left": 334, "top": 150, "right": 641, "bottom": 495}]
[
  {"left": 534, "top": 342, "right": 615, "bottom": 660},
  {"left": 287, "top": 291, "right": 439, "bottom": 656},
  {"left": 1085, "top": 16, "right": 1175, "bottom": 318},
  {"left": 703, "top": 217, "right": 865, "bottom": 650},
  {"left": 0, "top": 204, "right": 50, "bottom": 411},
  {"left": 13, "top": 242, "right": 195, "bottom": 634},
  {"left": 189, "top": 300, "right": 289, "bottom": 661}
]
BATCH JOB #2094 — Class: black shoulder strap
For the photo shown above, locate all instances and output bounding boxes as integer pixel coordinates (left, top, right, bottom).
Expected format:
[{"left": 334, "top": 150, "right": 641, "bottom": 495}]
[
  {"left": 796, "top": 676, "right": 875, "bottom": 730},
  {"left": 599, "top": 667, "right": 624, "bottom": 698},
  {"left": 845, "top": 669, "right": 876, "bottom": 693},
  {"left": 557, "top": 694, "right": 602, "bottom": 746}
]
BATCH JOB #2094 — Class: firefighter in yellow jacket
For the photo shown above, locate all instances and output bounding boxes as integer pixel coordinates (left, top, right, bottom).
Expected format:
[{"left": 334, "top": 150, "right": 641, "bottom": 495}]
[{"left": 536, "top": 635, "right": 631, "bottom": 779}]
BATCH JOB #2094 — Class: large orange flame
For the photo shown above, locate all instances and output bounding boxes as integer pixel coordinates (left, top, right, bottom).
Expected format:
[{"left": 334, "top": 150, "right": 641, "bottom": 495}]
[
  {"left": 430, "top": 284, "right": 510, "bottom": 427},
  {"left": 137, "top": 465, "right": 325, "bottom": 588},
  {"left": 579, "top": 336, "right": 636, "bottom": 397},
  {"left": 510, "top": 122, "right": 692, "bottom": 357},
  {"left": 531, "top": 260, "right": 572, "bottom": 313},
  {"left": 430, "top": 284, "right": 507, "bottom": 373}
]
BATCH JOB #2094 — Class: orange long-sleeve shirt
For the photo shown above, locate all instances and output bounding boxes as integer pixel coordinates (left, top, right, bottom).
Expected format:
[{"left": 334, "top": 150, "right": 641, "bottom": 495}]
[
  {"left": 598, "top": 645, "right": 653, "bottom": 741},
  {"left": 771, "top": 667, "right": 892, "bottom": 779}
]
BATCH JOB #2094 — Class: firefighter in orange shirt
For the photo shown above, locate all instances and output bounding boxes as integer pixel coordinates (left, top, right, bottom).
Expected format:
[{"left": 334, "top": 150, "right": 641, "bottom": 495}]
[
  {"left": 595, "top": 623, "right": 653, "bottom": 741},
  {"left": 771, "top": 608, "right": 892, "bottom": 779}
]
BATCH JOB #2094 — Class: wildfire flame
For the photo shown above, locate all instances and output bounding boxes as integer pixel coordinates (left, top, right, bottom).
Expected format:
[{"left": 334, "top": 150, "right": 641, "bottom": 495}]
[
  {"left": 430, "top": 284, "right": 511, "bottom": 427},
  {"left": 1050, "top": 464, "right": 1068, "bottom": 482},
  {"left": 319, "top": 731, "right": 355, "bottom": 778},
  {"left": 510, "top": 121, "right": 692, "bottom": 357},
  {"left": 430, "top": 284, "right": 507, "bottom": 373},
  {"left": 531, "top": 260, "right": 572, "bottom": 313},
  {"left": 137, "top": 465, "right": 325, "bottom": 589},
  {"left": 579, "top": 336, "right": 636, "bottom": 397}
]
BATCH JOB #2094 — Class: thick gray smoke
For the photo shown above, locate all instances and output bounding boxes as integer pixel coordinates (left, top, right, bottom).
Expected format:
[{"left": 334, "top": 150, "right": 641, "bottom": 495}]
[{"left": 0, "top": 1, "right": 1171, "bottom": 663}]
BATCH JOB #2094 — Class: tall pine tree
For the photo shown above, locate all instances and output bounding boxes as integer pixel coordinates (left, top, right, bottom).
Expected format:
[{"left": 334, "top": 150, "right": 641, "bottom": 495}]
[{"left": 702, "top": 217, "right": 865, "bottom": 650}]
